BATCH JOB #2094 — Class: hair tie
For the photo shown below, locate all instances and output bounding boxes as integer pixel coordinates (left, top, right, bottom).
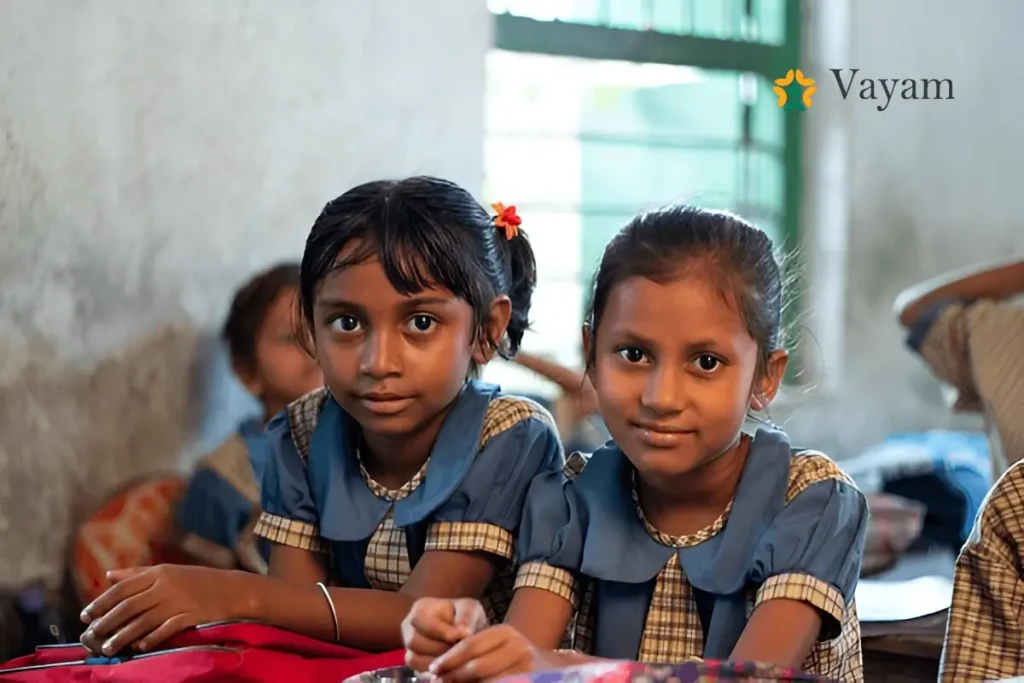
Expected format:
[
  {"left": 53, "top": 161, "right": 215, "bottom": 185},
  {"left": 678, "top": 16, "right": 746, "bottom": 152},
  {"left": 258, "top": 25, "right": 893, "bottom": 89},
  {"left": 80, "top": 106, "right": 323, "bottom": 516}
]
[{"left": 491, "top": 202, "right": 521, "bottom": 241}]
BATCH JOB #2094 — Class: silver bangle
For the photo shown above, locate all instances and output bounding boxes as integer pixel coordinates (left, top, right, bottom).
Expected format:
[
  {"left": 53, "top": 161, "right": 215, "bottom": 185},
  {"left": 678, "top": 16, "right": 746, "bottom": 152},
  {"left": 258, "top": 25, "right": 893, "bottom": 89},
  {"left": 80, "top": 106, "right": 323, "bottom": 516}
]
[{"left": 316, "top": 581, "right": 340, "bottom": 642}]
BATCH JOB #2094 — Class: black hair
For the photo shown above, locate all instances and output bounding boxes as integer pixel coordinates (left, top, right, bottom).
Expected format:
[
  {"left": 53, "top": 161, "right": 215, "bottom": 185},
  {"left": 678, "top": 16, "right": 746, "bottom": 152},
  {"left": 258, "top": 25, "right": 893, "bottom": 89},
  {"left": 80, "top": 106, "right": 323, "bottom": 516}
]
[
  {"left": 222, "top": 262, "right": 301, "bottom": 372},
  {"left": 299, "top": 176, "right": 537, "bottom": 358},
  {"left": 585, "top": 205, "right": 787, "bottom": 375}
]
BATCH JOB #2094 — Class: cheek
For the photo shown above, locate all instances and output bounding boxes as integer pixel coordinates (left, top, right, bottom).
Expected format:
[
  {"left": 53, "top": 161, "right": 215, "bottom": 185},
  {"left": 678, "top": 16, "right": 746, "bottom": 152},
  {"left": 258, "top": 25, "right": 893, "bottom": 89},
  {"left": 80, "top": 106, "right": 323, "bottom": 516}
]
[{"left": 590, "top": 359, "right": 635, "bottom": 414}]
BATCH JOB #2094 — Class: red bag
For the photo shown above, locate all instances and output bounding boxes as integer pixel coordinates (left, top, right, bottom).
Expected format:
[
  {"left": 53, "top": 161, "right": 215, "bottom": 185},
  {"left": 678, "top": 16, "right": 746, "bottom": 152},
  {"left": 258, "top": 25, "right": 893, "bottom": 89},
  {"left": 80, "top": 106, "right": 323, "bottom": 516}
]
[{"left": 0, "top": 621, "right": 405, "bottom": 682}]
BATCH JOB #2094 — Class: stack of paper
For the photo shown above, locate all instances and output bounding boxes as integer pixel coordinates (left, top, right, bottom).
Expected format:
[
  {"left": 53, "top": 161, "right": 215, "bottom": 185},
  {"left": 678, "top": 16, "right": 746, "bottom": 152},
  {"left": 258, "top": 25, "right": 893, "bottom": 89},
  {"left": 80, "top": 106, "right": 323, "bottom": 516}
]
[{"left": 855, "top": 575, "right": 954, "bottom": 638}]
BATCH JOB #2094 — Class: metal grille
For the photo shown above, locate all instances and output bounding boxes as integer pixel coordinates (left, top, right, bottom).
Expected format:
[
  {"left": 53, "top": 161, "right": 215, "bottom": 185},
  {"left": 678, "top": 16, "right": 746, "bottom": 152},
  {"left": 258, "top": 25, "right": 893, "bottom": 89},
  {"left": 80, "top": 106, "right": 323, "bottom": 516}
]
[
  {"left": 481, "top": 0, "right": 802, "bottom": 378},
  {"left": 488, "top": 0, "right": 788, "bottom": 45}
]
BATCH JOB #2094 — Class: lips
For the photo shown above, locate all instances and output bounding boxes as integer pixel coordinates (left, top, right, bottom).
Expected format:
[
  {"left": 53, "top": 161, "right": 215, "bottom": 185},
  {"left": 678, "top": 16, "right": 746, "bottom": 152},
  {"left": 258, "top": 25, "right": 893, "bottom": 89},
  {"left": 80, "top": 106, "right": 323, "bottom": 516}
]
[
  {"left": 358, "top": 392, "right": 414, "bottom": 416},
  {"left": 632, "top": 422, "right": 695, "bottom": 448}
]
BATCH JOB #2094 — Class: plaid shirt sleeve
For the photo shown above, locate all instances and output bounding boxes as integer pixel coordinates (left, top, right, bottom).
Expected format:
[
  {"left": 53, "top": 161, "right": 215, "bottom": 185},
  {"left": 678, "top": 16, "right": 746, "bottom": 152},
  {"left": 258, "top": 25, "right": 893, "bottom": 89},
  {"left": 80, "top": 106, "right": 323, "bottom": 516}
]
[
  {"left": 939, "top": 461, "right": 1024, "bottom": 682},
  {"left": 909, "top": 299, "right": 1024, "bottom": 468}
]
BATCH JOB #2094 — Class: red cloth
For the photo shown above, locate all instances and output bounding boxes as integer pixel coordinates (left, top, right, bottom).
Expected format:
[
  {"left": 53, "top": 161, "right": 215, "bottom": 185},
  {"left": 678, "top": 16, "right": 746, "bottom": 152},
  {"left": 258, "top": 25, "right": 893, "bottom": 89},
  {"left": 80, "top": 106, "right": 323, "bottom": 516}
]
[{"left": 0, "top": 621, "right": 405, "bottom": 682}]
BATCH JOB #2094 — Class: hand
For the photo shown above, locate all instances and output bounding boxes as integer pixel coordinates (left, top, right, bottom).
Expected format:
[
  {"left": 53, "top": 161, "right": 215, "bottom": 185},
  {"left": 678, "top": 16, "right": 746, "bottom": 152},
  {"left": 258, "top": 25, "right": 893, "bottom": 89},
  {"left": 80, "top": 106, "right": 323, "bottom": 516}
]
[
  {"left": 401, "top": 598, "right": 488, "bottom": 673},
  {"left": 427, "top": 624, "right": 539, "bottom": 683},
  {"left": 79, "top": 564, "right": 237, "bottom": 655}
]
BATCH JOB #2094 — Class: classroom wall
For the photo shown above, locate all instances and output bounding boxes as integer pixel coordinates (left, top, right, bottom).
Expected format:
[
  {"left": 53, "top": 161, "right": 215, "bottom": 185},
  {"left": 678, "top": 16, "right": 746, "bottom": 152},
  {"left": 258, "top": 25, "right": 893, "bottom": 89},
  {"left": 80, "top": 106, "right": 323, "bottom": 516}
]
[
  {"left": 783, "top": 0, "right": 1023, "bottom": 457},
  {"left": 0, "top": 0, "right": 491, "bottom": 589}
]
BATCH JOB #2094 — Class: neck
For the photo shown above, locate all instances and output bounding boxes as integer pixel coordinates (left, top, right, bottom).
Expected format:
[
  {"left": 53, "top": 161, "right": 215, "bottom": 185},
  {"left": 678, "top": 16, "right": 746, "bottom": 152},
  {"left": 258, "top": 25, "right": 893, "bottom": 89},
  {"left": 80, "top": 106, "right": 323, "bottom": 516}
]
[
  {"left": 636, "top": 433, "right": 750, "bottom": 535},
  {"left": 359, "top": 404, "right": 455, "bottom": 490},
  {"left": 262, "top": 401, "right": 286, "bottom": 424}
]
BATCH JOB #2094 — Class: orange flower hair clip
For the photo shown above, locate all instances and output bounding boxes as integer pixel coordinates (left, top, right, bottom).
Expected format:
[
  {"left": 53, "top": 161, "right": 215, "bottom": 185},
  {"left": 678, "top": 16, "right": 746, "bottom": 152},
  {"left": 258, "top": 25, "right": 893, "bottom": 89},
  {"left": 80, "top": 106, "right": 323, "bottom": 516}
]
[{"left": 491, "top": 202, "right": 521, "bottom": 241}]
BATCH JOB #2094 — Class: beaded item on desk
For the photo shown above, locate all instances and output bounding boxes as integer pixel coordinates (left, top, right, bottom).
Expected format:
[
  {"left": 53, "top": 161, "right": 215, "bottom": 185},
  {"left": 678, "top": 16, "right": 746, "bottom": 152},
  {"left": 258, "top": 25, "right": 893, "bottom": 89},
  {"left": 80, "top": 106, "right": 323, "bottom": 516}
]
[{"left": 498, "top": 660, "right": 833, "bottom": 683}]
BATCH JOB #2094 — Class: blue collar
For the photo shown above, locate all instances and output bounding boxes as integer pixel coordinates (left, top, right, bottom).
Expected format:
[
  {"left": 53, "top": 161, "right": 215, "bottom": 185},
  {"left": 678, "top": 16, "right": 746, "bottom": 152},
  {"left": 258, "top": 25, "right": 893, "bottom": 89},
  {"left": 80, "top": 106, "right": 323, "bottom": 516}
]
[
  {"left": 572, "top": 428, "right": 794, "bottom": 593},
  {"left": 306, "top": 380, "right": 501, "bottom": 542}
]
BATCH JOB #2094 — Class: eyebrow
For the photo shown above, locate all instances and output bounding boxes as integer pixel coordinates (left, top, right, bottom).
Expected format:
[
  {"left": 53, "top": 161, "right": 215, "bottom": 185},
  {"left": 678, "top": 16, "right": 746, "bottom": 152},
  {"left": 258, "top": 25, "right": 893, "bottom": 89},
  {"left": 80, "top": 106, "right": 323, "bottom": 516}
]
[
  {"left": 606, "top": 328, "right": 730, "bottom": 354},
  {"left": 314, "top": 295, "right": 456, "bottom": 314}
]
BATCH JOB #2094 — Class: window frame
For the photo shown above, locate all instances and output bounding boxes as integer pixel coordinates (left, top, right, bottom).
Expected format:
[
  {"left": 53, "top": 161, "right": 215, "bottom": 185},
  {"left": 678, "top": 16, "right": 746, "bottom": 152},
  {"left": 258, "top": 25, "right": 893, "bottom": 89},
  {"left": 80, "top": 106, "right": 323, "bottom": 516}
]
[{"left": 491, "top": 5, "right": 806, "bottom": 377}]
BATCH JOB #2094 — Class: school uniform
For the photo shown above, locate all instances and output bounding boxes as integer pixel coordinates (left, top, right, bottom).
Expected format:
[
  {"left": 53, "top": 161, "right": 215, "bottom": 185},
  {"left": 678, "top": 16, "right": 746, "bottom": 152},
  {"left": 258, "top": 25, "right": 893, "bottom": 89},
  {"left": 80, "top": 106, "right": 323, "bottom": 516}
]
[
  {"left": 939, "top": 459, "right": 1024, "bottom": 682},
  {"left": 907, "top": 298, "right": 1024, "bottom": 478},
  {"left": 176, "top": 419, "right": 271, "bottom": 574},
  {"left": 254, "top": 381, "right": 564, "bottom": 624},
  {"left": 514, "top": 430, "right": 867, "bottom": 682}
]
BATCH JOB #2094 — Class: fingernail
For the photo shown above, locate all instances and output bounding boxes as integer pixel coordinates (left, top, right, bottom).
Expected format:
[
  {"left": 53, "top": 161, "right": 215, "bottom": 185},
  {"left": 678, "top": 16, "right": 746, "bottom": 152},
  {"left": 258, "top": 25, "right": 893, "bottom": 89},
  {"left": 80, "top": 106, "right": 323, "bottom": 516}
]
[
  {"left": 102, "top": 640, "right": 115, "bottom": 655},
  {"left": 136, "top": 642, "right": 148, "bottom": 653},
  {"left": 80, "top": 610, "right": 91, "bottom": 623}
]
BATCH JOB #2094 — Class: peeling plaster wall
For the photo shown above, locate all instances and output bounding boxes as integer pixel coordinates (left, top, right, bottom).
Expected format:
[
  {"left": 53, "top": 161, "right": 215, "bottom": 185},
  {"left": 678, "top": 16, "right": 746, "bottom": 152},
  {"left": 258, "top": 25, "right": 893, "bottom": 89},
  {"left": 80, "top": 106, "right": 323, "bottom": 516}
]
[{"left": 0, "top": 0, "right": 490, "bottom": 588}]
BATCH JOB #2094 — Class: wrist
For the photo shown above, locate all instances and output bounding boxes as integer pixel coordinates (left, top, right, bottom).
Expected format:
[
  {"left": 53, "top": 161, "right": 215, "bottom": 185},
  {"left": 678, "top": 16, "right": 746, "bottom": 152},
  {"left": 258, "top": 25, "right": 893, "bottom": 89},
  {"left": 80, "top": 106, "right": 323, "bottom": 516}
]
[{"left": 225, "top": 570, "right": 262, "bottom": 621}]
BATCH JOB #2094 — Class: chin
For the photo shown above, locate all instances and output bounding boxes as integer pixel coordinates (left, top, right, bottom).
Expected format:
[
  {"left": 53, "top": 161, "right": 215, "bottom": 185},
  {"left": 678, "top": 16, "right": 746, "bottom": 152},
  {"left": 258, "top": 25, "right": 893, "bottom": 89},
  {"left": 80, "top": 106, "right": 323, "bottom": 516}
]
[
  {"left": 348, "top": 410, "right": 420, "bottom": 435},
  {"left": 626, "top": 443, "right": 713, "bottom": 479}
]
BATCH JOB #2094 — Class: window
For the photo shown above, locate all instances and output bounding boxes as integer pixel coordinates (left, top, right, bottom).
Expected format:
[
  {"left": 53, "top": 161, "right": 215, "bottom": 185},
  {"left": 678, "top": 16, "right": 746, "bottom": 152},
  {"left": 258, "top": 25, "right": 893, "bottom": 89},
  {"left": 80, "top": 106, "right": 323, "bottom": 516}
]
[{"left": 481, "top": 0, "right": 802, "bottom": 396}]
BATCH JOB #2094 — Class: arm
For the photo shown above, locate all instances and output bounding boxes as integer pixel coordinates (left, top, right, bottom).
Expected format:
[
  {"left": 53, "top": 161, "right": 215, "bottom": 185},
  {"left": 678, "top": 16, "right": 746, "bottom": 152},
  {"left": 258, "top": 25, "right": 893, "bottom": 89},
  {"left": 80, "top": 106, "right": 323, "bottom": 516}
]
[
  {"left": 739, "top": 460, "right": 869, "bottom": 671},
  {"left": 894, "top": 259, "right": 1024, "bottom": 328},
  {"left": 513, "top": 353, "right": 587, "bottom": 396},
  {"left": 939, "top": 464, "right": 1024, "bottom": 682},
  {"left": 226, "top": 546, "right": 502, "bottom": 650},
  {"left": 730, "top": 599, "right": 821, "bottom": 667}
]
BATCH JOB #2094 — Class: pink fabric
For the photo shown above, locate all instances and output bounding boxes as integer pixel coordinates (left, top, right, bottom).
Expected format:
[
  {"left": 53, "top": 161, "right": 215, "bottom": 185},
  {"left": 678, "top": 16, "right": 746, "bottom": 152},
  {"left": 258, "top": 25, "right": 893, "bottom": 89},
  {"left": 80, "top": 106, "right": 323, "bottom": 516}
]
[{"left": 0, "top": 621, "right": 405, "bottom": 683}]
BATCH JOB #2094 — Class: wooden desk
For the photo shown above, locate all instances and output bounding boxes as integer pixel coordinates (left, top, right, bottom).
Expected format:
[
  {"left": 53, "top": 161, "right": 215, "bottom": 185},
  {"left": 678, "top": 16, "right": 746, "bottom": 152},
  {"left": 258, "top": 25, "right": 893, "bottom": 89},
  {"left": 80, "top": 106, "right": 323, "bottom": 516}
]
[{"left": 862, "top": 613, "right": 946, "bottom": 682}]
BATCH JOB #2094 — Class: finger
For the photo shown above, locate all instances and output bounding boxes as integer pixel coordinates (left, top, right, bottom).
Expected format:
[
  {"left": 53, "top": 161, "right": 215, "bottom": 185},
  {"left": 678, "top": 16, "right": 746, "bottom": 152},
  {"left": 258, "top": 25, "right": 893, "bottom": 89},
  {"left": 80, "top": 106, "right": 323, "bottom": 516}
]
[
  {"left": 404, "top": 632, "right": 452, "bottom": 659},
  {"left": 405, "top": 650, "right": 437, "bottom": 675},
  {"left": 439, "top": 648, "right": 531, "bottom": 683},
  {"left": 80, "top": 628, "right": 104, "bottom": 654},
  {"left": 452, "top": 645, "right": 533, "bottom": 682},
  {"left": 135, "top": 614, "right": 195, "bottom": 652},
  {"left": 452, "top": 601, "right": 488, "bottom": 634},
  {"left": 81, "top": 573, "right": 156, "bottom": 623},
  {"left": 409, "top": 605, "right": 464, "bottom": 644},
  {"left": 85, "top": 589, "right": 162, "bottom": 640},
  {"left": 429, "top": 630, "right": 506, "bottom": 676},
  {"left": 107, "top": 567, "right": 148, "bottom": 583},
  {"left": 94, "top": 608, "right": 167, "bottom": 656}
]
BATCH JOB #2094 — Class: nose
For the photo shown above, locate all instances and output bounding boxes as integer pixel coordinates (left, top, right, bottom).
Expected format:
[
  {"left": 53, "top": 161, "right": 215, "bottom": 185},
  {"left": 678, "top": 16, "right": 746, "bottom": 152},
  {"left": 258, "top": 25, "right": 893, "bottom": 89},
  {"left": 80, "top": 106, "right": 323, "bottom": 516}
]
[
  {"left": 359, "top": 328, "right": 403, "bottom": 379},
  {"left": 640, "top": 364, "right": 686, "bottom": 416}
]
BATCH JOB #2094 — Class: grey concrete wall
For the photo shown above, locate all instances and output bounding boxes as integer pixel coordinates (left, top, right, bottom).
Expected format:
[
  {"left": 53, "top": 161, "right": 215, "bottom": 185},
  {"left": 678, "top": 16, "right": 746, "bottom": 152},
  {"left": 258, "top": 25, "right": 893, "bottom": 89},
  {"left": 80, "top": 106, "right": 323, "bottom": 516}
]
[
  {"left": 783, "top": 0, "right": 1023, "bottom": 457},
  {"left": 0, "top": 0, "right": 489, "bottom": 588}
]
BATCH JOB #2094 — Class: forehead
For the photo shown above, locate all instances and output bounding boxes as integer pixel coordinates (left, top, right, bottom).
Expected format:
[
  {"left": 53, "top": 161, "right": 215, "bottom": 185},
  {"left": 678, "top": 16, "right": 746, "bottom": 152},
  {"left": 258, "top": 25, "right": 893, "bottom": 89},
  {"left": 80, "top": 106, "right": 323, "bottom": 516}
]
[
  {"left": 262, "top": 286, "right": 299, "bottom": 325},
  {"left": 600, "top": 275, "right": 750, "bottom": 342},
  {"left": 318, "top": 257, "right": 456, "bottom": 304}
]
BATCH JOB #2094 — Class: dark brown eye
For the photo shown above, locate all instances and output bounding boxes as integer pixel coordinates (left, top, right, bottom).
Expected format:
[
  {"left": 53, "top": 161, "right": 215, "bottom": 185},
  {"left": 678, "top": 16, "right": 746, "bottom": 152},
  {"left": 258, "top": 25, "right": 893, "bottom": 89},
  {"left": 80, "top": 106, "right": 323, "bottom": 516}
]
[
  {"left": 330, "top": 315, "right": 360, "bottom": 332},
  {"left": 696, "top": 354, "right": 720, "bottom": 371},
  {"left": 408, "top": 315, "right": 436, "bottom": 333},
  {"left": 618, "top": 347, "right": 645, "bottom": 363}
]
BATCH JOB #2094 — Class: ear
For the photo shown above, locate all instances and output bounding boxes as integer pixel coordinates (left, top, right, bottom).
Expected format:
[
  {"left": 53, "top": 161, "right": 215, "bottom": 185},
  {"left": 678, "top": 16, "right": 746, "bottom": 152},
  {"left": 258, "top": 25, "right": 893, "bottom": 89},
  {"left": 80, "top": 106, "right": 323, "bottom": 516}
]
[
  {"left": 750, "top": 349, "right": 788, "bottom": 411},
  {"left": 472, "top": 294, "right": 513, "bottom": 365},
  {"left": 233, "top": 360, "right": 264, "bottom": 399}
]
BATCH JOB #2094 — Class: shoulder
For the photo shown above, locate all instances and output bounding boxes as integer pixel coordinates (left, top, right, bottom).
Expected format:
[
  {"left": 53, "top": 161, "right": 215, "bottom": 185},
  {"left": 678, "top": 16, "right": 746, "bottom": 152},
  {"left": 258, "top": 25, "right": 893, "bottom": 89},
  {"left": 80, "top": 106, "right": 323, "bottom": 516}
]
[
  {"left": 784, "top": 449, "right": 857, "bottom": 503},
  {"left": 967, "top": 460, "right": 1024, "bottom": 551},
  {"left": 283, "top": 387, "right": 331, "bottom": 460},
  {"left": 194, "top": 434, "right": 259, "bottom": 503},
  {"left": 478, "top": 394, "right": 558, "bottom": 448}
]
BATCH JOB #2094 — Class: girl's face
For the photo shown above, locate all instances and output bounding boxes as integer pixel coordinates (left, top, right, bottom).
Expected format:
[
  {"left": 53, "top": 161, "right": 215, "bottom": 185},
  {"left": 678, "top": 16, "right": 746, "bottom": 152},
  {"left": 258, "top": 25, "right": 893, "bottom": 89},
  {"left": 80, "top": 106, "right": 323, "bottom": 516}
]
[
  {"left": 586, "top": 273, "right": 786, "bottom": 481},
  {"left": 245, "top": 287, "right": 324, "bottom": 415},
  {"left": 310, "top": 248, "right": 509, "bottom": 439}
]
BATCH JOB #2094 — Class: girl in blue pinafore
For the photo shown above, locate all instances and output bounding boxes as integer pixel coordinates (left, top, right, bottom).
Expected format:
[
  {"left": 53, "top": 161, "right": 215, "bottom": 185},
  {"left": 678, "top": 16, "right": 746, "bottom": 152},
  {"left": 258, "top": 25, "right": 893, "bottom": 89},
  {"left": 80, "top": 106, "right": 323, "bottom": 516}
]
[
  {"left": 405, "top": 206, "right": 869, "bottom": 682},
  {"left": 176, "top": 262, "right": 323, "bottom": 573},
  {"left": 79, "top": 178, "right": 563, "bottom": 657}
]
